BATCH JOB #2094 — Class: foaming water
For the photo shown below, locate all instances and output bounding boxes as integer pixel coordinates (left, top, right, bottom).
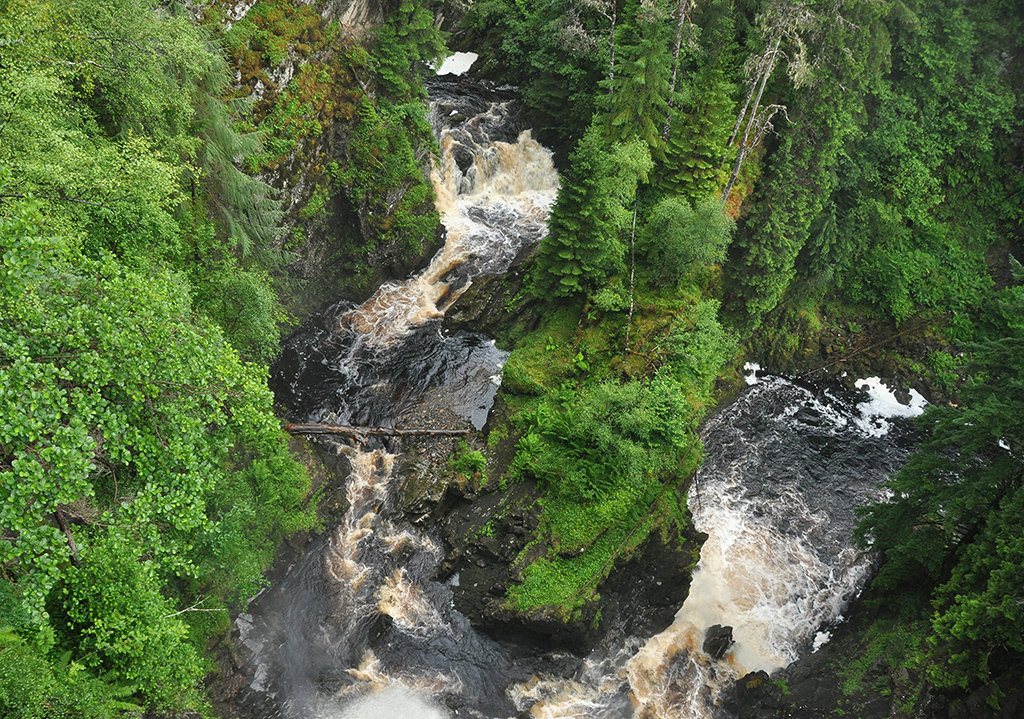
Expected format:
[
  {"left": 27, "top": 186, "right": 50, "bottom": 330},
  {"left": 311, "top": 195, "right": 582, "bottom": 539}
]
[
  {"left": 518, "top": 374, "right": 923, "bottom": 719},
  {"left": 335, "top": 685, "right": 449, "bottom": 719},
  {"left": 252, "top": 78, "right": 558, "bottom": 719},
  {"left": 264, "top": 77, "right": 922, "bottom": 719},
  {"left": 339, "top": 80, "right": 557, "bottom": 349},
  {"left": 274, "top": 81, "right": 555, "bottom": 431},
  {"left": 234, "top": 439, "right": 517, "bottom": 718}
]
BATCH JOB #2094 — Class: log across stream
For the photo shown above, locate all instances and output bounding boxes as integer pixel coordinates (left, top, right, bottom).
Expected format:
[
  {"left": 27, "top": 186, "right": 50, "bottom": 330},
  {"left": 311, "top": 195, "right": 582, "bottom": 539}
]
[{"left": 237, "top": 75, "right": 926, "bottom": 719}]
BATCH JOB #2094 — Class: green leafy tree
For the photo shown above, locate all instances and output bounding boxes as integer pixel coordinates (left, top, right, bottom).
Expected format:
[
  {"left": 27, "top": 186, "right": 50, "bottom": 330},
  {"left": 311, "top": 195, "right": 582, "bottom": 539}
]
[
  {"left": 639, "top": 196, "right": 735, "bottom": 284},
  {"left": 460, "top": 0, "right": 609, "bottom": 146},
  {"left": 725, "top": 0, "right": 883, "bottom": 323},
  {"left": 0, "top": 201, "right": 313, "bottom": 710},
  {"left": 513, "top": 371, "right": 693, "bottom": 501},
  {"left": 653, "top": 0, "right": 737, "bottom": 201},
  {"left": 802, "top": 0, "right": 1019, "bottom": 322}
]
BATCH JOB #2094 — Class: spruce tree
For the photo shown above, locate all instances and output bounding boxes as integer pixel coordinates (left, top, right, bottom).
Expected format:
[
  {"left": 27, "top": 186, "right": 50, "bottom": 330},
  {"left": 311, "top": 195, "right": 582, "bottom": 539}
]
[
  {"left": 532, "top": 122, "right": 652, "bottom": 298},
  {"left": 599, "top": 0, "right": 674, "bottom": 153}
]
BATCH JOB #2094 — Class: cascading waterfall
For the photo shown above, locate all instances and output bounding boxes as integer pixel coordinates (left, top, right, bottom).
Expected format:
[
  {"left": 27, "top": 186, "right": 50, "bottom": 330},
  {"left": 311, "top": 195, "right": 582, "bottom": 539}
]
[
  {"left": 241, "top": 76, "right": 558, "bottom": 718},
  {"left": 249, "top": 72, "right": 926, "bottom": 719},
  {"left": 517, "top": 370, "right": 924, "bottom": 719},
  {"left": 338, "top": 80, "right": 558, "bottom": 349},
  {"left": 272, "top": 78, "right": 557, "bottom": 430}
]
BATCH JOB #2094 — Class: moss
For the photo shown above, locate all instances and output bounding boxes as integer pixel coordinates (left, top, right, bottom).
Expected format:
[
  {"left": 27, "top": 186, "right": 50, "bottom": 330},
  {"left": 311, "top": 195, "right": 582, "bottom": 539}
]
[
  {"left": 220, "top": 0, "right": 328, "bottom": 87},
  {"left": 500, "top": 304, "right": 580, "bottom": 395},
  {"left": 834, "top": 616, "right": 929, "bottom": 717}
]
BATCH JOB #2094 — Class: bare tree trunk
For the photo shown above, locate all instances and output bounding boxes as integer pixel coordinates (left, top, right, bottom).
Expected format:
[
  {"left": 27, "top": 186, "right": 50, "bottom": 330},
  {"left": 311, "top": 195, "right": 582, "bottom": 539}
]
[
  {"left": 607, "top": 0, "right": 618, "bottom": 92},
  {"left": 661, "top": 0, "right": 691, "bottom": 141},
  {"left": 284, "top": 423, "right": 471, "bottom": 440},
  {"left": 624, "top": 200, "right": 638, "bottom": 356},
  {"left": 728, "top": 29, "right": 782, "bottom": 146},
  {"left": 54, "top": 507, "right": 81, "bottom": 567},
  {"left": 743, "top": 33, "right": 782, "bottom": 145},
  {"left": 729, "top": 57, "right": 766, "bottom": 146},
  {"left": 722, "top": 32, "right": 782, "bottom": 207},
  {"left": 722, "top": 104, "right": 785, "bottom": 207}
]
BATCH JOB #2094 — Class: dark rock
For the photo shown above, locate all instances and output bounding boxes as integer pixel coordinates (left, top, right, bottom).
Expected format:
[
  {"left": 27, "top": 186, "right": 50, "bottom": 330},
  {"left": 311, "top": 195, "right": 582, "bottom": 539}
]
[{"left": 702, "top": 624, "right": 734, "bottom": 660}]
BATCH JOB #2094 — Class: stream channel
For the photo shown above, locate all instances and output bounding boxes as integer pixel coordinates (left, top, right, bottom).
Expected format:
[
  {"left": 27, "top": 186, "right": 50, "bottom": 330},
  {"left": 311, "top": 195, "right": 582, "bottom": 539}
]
[{"left": 234, "top": 75, "right": 926, "bottom": 719}]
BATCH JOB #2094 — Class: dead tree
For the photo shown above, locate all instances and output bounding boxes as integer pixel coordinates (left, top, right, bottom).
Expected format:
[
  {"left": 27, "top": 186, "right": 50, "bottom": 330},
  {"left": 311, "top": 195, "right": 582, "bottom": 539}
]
[
  {"left": 283, "top": 423, "right": 471, "bottom": 442},
  {"left": 721, "top": 1, "right": 823, "bottom": 207}
]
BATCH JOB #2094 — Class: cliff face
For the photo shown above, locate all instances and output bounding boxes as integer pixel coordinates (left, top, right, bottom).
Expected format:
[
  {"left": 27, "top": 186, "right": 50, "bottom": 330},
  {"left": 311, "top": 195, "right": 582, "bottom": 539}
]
[{"left": 211, "top": 0, "right": 444, "bottom": 320}]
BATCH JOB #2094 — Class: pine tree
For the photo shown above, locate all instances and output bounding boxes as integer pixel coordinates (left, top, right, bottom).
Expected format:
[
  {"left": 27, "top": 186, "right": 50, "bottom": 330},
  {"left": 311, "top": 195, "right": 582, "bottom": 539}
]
[{"left": 532, "top": 122, "right": 652, "bottom": 298}]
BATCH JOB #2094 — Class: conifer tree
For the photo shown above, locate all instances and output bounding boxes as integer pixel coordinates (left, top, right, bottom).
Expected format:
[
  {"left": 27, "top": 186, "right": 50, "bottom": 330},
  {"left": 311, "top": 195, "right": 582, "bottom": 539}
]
[
  {"left": 599, "top": 0, "right": 674, "bottom": 153},
  {"left": 532, "top": 121, "right": 652, "bottom": 298}
]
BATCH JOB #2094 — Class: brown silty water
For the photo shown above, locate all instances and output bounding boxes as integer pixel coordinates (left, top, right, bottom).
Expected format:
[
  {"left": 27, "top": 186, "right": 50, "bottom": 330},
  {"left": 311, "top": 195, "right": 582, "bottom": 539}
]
[{"left": 253, "top": 74, "right": 924, "bottom": 719}]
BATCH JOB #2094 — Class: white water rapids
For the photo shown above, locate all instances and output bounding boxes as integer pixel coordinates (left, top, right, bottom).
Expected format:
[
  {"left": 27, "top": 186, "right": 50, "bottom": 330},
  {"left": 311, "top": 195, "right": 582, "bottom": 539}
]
[
  {"left": 252, "top": 77, "right": 925, "bottom": 719},
  {"left": 338, "top": 85, "right": 558, "bottom": 349},
  {"left": 518, "top": 371, "right": 924, "bottom": 719}
]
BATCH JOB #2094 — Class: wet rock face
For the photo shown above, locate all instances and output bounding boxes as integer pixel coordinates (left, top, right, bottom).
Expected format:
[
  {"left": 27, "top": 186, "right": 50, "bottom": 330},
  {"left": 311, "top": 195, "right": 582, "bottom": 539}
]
[
  {"left": 597, "top": 519, "right": 705, "bottom": 642},
  {"left": 444, "top": 243, "right": 542, "bottom": 341},
  {"left": 702, "top": 625, "right": 734, "bottom": 661},
  {"left": 425, "top": 480, "right": 703, "bottom": 653},
  {"left": 216, "top": 0, "right": 444, "bottom": 323}
]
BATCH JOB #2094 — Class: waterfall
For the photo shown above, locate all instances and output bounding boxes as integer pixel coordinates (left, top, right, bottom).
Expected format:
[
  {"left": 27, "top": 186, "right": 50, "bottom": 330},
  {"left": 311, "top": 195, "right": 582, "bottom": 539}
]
[
  {"left": 338, "top": 81, "right": 558, "bottom": 349},
  {"left": 248, "top": 74, "right": 924, "bottom": 719},
  {"left": 518, "top": 371, "right": 924, "bottom": 719},
  {"left": 241, "top": 76, "right": 558, "bottom": 719}
]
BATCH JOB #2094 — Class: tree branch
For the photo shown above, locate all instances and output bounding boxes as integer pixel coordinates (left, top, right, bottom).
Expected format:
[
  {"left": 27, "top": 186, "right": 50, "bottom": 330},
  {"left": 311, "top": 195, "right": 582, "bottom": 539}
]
[
  {"left": 54, "top": 507, "right": 81, "bottom": 567},
  {"left": 284, "top": 423, "right": 471, "bottom": 441}
]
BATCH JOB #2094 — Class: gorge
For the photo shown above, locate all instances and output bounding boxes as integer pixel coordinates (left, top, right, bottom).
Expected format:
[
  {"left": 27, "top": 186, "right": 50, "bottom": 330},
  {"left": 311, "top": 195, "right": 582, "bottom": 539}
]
[
  {"left": 227, "top": 76, "right": 926, "bottom": 719},
  {"left": 1, "top": 2, "right": 1021, "bottom": 718}
]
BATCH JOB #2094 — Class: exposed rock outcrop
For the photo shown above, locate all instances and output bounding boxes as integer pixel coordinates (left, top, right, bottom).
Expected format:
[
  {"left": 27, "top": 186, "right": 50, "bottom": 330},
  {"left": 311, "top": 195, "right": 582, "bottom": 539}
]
[{"left": 215, "top": 0, "right": 445, "bottom": 321}]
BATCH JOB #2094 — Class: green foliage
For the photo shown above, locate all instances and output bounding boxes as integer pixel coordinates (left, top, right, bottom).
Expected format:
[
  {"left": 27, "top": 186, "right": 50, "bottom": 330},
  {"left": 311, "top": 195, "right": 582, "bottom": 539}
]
[
  {"left": 839, "top": 619, "right": 929, "bottom": 698},
  {"left": 639, "top": 197, "right": 735, "bottom": 284},
  {"left": 451, "top": 441, "right": 487, "bottom": 475},
  {"left": 725, "top": 0, "right": 887, "bottom": 324},
  {"left": 512, "top": 372, "right": 692, "bottom": 501},
  {"left": 856, "top": 290, "right": 1024, "bottom": 689},
  {"left": 657, "top": 74, "right": 734, "bottom": 201},
  {"left": 222, "top": 0, "right": 326, "bottom": 72},
  {"left": 192, "top": 268, "right": 286, "bottom": 363},
  {"left": 0, "top": 0, "right": 288, "bottom": 359},
  {"left": 532, "top": 123, "right": 652, "bottom": 298},
  {"left": 460, "top": 0, "right": 607, "bottom": 146},
  {"left": 591, "top": 280, "right": 629, "bottom": 313},
  {"left": 663, "top": 299, "right": 737, "bottom": 402},
  {"left": 599, "top": 0, "right": 673, "bottom": 152},
  {"left": 331, "top": 96, "right": 440, "bottom": 257},
  {"left": 0, "top": 621, "right": 140, "bottom": 719},
  {"left": 58, "top": 534, "right": 205, "bottom": 710},
  {"left": 0, "top": 200, "right": 314, "bottom": 709},
  {"left": 767, "top": 0, "right": 1021, "bottom": 326}
]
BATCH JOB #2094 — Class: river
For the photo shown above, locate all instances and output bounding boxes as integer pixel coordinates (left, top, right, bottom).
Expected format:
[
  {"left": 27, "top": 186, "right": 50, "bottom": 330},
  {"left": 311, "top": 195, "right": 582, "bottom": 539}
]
[{"left": 234, "top": 75, "right": 924, "bottom": 719}]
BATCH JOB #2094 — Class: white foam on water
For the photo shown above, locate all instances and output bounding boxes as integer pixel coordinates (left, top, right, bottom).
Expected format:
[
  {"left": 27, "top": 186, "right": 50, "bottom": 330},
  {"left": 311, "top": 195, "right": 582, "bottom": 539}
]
[
  {"left": 854, "top": 376, "right": 927, "bottom": 436},
  {"left": 743, "top": 362, "right": 761, "bottom": 385},
  {"left": 335, "top": 685, "right": 450, "bottom": 719},
  {"left": 812, "top": 630, "right": 832, "bottom": 652},
  {"left": 434, "top": 51, "right": 478, "bottom": 76},
  {"left": 339, "top": 121, "right": 557, "bottom": 349}
]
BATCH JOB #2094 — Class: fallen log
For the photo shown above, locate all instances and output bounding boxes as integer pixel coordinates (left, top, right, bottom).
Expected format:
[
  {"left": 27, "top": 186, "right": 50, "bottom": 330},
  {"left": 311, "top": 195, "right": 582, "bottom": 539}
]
[{"left": 283, "top": 423, "right": 471, "bottom": 440}]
